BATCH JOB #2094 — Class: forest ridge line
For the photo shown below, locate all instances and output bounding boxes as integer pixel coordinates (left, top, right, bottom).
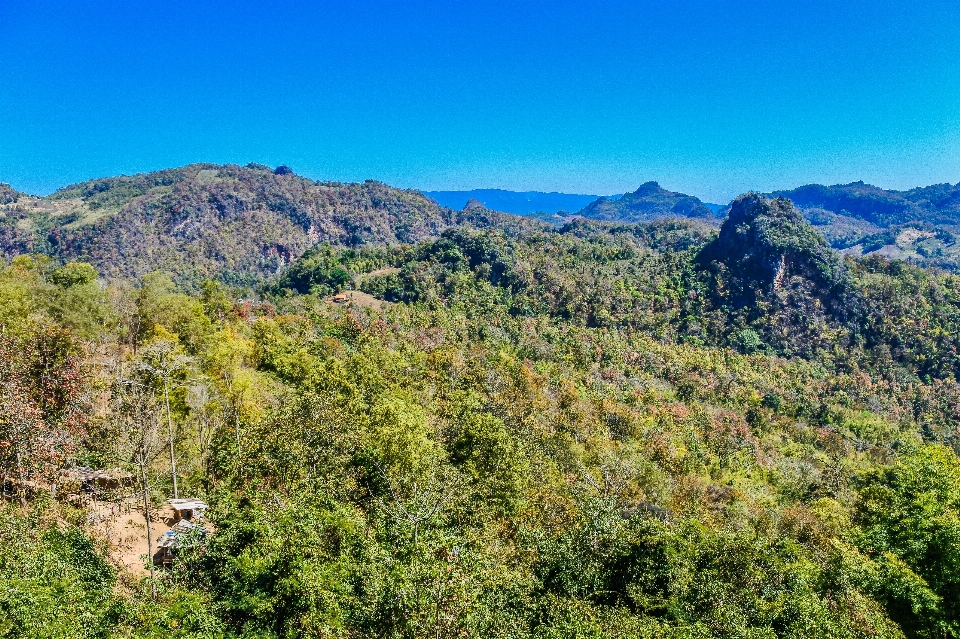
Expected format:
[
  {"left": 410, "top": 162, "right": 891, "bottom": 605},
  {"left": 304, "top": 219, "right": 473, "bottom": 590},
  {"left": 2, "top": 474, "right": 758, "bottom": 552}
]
[{"left": 3, "top": 163, "right": 960, "bottom": 286}]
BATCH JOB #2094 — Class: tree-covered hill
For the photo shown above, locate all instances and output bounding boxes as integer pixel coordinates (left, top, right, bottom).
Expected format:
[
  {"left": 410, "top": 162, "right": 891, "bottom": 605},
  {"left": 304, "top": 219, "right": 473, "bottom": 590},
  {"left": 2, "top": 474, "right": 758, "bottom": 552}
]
[
  {"left": 772, "top": 181, "right": 960, "bottom": 269},
  {"left": 693, "top": 193, "right": 857, "bottom": 358},
  {"left": 773, "top": 181, "right": 960, "bottom": 228},
  {"left": 277, "top": 194, "right": 960, "bottom": 379},
  {"left": 0, "top": 164, "right": 529, "bottom": 287},
  {"left": 6, "top": 174, "right": 960, "bottom": 637},
  {"left": 576, "top": 181, "right": 717, "bottom": 223},
  {"left": 11, "top": 165, "right": 960, "bottom": 287}
]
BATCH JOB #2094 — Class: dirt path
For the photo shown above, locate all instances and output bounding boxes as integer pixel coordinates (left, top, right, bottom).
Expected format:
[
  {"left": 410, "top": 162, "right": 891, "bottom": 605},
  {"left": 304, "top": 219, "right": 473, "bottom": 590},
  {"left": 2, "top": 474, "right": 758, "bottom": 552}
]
[
  {"left": 329, "top": 290, "right": 390, "bottom": 311},
  {"left": 365, "top": 267, "right": 400, "bottom": 278},
  {"left": 86, "top": 501, "right": 173, "bottom": 576}
]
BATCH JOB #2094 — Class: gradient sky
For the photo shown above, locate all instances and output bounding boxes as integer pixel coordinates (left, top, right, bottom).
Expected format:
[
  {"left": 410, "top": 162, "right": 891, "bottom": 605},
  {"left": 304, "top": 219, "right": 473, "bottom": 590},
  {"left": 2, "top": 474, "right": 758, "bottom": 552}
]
[{"left": 2, "top": 0, "right": 959, "bottom": 202}]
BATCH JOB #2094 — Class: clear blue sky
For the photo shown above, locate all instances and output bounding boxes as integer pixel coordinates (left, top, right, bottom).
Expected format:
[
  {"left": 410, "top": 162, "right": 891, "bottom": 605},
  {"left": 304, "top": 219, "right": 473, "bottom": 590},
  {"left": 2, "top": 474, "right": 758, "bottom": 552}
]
[{"left": 2, "top": 0, "right": 959, "bottom": 202}]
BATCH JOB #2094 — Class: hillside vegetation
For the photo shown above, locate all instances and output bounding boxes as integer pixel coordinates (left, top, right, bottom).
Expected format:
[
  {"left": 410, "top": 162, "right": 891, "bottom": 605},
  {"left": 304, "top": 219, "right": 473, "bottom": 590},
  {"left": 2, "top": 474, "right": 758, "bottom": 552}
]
[
  {"left": 772, "top": 181, "right": 960, "bottom": 269},
  {"left": 576, "top": 182, "right": 717, "bottom": 223},
  {"left": 0, "top": 164, "right": 521, "bottom": 287},
  {"left": 8, "top": 167, "right": 960, "bottom": 286},
  {"left": 4, "top": 189, "right": 960, "bottom": 638}
]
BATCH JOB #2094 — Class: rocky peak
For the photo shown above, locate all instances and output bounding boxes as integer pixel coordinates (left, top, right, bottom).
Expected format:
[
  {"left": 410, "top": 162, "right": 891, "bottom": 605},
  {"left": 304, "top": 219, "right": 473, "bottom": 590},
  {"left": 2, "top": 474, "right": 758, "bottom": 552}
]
[
  {"left": 632, "top": 181, "right": 663, "bottom": 196},
  {"left": 698, "top": 193, "right": 849, "bottom": 309}
]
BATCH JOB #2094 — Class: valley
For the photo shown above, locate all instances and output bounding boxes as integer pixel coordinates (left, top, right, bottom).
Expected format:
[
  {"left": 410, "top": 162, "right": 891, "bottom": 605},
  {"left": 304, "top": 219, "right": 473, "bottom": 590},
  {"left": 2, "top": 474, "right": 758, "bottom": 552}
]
[{"left": 3, "top": 167, "right": 960, "bottom": 637}]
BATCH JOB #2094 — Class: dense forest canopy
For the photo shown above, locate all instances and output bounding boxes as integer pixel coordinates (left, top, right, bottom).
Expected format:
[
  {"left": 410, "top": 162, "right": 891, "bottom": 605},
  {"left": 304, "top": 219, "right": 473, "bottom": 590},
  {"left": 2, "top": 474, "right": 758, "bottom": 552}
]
[{"left": 3, "top": 177, "right": 960, "bottom": 638}]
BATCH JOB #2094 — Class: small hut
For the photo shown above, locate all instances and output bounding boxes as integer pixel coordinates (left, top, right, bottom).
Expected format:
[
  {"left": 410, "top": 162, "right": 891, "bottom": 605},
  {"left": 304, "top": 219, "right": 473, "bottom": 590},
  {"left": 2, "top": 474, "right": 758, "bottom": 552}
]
[{"left": 167, "top": 498, "right": 208, "bottom": 522}]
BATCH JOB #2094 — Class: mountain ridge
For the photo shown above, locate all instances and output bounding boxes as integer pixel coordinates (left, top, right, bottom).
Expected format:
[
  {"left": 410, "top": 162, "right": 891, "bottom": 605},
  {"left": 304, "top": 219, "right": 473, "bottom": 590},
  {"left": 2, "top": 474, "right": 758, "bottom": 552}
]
[
  {"left": 6, "top": 165, "right": 960, "bottom": 285},
  {"left": 0, "top": 163, "right": 537, "bottom": 286},
  {"left": 771, "top": 180, "right": 960, "bottom": 269},
  {"left": 425, "top": 189, "right": 605, "bottom": 216},
  {"left": 576, "top": 181, "right": 718, "bottom": 223},
  {"left": 772, "top": 180, "right": 960, "bottom": 227}
]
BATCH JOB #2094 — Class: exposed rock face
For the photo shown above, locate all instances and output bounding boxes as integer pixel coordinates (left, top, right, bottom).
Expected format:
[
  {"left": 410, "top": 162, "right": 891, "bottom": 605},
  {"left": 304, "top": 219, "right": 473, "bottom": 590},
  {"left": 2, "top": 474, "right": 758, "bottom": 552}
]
[
  {"left": 699, "top": 193, "right": 847, "bottom": 305},
  {"left": 0, "top": 164, "right": 467, "bottom": 286},
  {"left": 578, "top": 181, "right": 715, "bottom": 223},
  {"left": 695, "top": 193, "right": 854, "bottom": 356}
]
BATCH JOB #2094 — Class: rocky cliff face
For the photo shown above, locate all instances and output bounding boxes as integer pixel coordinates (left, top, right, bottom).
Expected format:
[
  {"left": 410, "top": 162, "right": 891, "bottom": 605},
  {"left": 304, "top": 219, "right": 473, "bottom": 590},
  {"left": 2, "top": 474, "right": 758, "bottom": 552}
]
[
  {"left": 699, "top": 193, "right": 847, "bottom": 305},
  {"left": 694, "top": 193, "right": 854, "bottom": 356},
  {"left": 0, "top": 164, "right": 469, "bottom": 286}
]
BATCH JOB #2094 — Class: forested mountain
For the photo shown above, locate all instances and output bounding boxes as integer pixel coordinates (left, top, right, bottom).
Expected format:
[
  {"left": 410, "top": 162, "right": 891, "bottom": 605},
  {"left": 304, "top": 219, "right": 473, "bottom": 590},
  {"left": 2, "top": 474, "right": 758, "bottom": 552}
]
[
  {"left": 0, "top": 164, "right": 526, "bottom": 287},
  {"left": 774, "top": 181, "right": 960, "bottom": 227},
  {"left": 773, "top": 181, "right": 960, "bottom": 269},
  {"left": 8, "top": 167, "right": 960, "bottom": 287},
  {"left": 5, "top": 172, "right": 960, "bottom": 638},
  {"left": 576, "top": 181, "right": 717, "bottom": 223}
]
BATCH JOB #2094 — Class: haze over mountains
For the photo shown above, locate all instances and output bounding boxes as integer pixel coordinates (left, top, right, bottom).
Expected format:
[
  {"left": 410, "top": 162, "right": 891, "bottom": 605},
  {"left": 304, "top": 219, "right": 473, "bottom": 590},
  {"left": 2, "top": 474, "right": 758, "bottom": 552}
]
[
  {"left": 2, "top": 163, "right": 960, "bottom": 286},
  {"left": 424, "top": 189, "right": 606, "bottom": 216},
  {"left": 425, "top": 185, "right": 726, "bottom": 218}
]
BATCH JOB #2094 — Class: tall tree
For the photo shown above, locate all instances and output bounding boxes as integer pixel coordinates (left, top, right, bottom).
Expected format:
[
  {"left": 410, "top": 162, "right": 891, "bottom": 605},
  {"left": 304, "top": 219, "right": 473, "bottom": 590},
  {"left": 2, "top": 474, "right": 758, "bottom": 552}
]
[
  {"left": 0, "top": 330, "right": 87, "bottom": 505},
  {"left": 111, "top": 372, "right": 167, "bottom": 597},
  {"left": 135, "top": 338, "right": 192, "bottom": 499}
]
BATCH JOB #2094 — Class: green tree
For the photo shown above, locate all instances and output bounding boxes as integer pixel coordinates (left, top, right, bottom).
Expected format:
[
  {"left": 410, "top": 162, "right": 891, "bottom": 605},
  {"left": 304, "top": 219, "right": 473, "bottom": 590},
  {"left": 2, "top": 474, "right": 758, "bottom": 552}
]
[{"left": 855, "top": 444, "right": 960, "bottom": 637}]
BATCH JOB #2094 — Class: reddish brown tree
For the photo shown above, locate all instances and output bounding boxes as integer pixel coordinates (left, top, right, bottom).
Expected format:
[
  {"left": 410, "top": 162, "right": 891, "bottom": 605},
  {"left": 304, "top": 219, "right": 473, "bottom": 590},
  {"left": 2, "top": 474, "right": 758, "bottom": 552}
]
[{"left": 0, "top": 329, "right": 88, "bottom": 504}]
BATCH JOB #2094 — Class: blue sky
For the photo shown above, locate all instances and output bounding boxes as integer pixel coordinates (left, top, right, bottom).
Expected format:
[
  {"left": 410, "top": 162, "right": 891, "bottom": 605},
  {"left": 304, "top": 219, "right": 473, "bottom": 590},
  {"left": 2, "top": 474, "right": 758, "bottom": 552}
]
[{"left": 1, "top": 0, "right": 959, "bottom": 202}]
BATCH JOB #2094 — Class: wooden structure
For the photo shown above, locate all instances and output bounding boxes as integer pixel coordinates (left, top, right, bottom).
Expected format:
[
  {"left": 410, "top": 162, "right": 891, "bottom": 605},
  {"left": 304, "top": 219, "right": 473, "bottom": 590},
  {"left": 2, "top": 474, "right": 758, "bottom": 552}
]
[
  {"left": 167, "top": 498, "right": 208, "bottom": 522},
  {"left": 155, "top": 519, "right": 208, "bottom": 566},
  {"left": 61, "top": 467, "right": 134, "bottom": 493}
]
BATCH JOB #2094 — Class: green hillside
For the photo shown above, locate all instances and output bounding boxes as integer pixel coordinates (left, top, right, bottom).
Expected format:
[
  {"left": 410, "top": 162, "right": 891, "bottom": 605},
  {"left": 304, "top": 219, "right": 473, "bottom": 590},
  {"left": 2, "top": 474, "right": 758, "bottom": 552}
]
[
  {"left": 4, "top": 189, "right": 960, "bottom": 637},
  {"left": 563, "top": 180, "right": 960, "bottom": 272},
  {"left": 576, "top": 181, "right": 717, "bottom": 223},
  {"left": 773, "top": 181, "right": 960, "bottom": 269},
  {"left": 0, "top": 164, "right": 528, "bottom": 287}
]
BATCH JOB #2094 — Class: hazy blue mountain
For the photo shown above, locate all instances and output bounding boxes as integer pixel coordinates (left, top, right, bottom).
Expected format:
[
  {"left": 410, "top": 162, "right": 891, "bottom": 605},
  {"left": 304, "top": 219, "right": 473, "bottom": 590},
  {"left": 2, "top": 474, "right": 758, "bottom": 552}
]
[
  {"left": 702, "top": 202, "right": 726, "bottom": 214},
  {"left": 425, "top": 189, "right": 605, "bottom": 215}
]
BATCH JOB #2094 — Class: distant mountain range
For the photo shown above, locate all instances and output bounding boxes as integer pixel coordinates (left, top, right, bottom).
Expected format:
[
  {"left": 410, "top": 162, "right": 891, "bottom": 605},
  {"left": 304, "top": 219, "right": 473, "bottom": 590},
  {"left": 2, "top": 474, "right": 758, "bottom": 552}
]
[
  {"left": 4, "top": 165, "right": 960, "bottom": 283},
  {"left": 425, "top": 186, "right": 726, "bottom": 219},
  {"left": 424, "top": 189, "right": 607, "bottom": 215}
]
